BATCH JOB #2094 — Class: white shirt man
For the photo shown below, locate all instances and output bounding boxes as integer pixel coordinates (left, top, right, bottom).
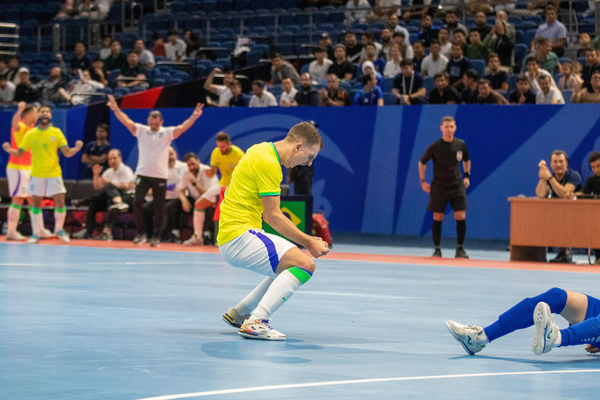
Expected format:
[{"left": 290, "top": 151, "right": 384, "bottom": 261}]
[
  {"left": 165, "top": 38, "right": 187, "bottom": 61},
  {"left": 102, "top": 162, "right": 135, "bottom": 194},
  {"left": 249, "top": 89, "right": 277, "bottom": 107},
  {"left": 280, "top": 86, "right": 298, "bottom": 106},
  {"left": 134, "top": 123, "right": 175, "bottom": 179},
  {"left": 137, "top": 49, "right": 155, "bottom": 69},
  {"left": 421, "top": 53, "right": 449, "bottom": 77},
  {"left": 167, "top": 160, "right": 187, "bottom": 199},
  {"left": 180, "top": 163, "right": 219, "bottom": 201},
  {"left": 309, "top": 55, "right": 333, "bottom": 84},
  {"left": 524, "top": 68, "right": 557, "bottom": 95},
  {"left": 345, "top": 0, "right": 372, "bottom": 24},
  {"left": 0, "top": 78, "right": 15, "bottom": 103}
]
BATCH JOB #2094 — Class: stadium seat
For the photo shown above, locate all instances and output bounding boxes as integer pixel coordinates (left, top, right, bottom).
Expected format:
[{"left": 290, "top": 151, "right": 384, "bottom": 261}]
[
  {"left": 203, "top": 0, "right": 217, "bottom": 13},
  {"left": 562, "top": 89, "right": 572, "bottom": 104},
  {"left": 470, "top": 59, "right": 485, "bottom": 78},
  {"left": 558, "top": 57, "right": 571, "bottom": 64},
  {"left": 383, "top": 77, "right": 394, "bottom": 92},
  {"left": 523, "top": 15, "right": 543, "bottom": 24},
  {"left": 514, "top": 43, "right": 528, "bottom": 68},
  {"left": 246, "top": 50, "right": 263, "bottom": 66},
  {"left": 329, "top": 11, "right": 345, "bottom": 24},
  {"left": 235, "top": 0, "right": 250, "bottom": 11},
  {"left": 171, "top": 1, "right": 185, "bottom": 13},
  {"left": 282, "top": 0, "right": 299, "bottom": 8},
  {"left": 113, "top": 87, "right": 130, "bottom": 97},
  {"left": 313, "top": 12, "right": 329, "bottom": 24},
  {"left": 186, "top": 1, "right": 202, "bottom": 12},
  {"left": 266, "top": 0, "right": 282, "bottom": 9},
  {"left": 217, "top": 0, "right": 233, "bottom": 12},
  {"left": 508, "top": 16, "right": 522, "bottom": 25},
  {"left": 523, "top": 30, "right": 536, "bottom": 48},
  {"left": 517, "top": 21, "right": 538, "bottom": 30},
  {"left": 508, "top": 74, "right": 518, "bottom": 92},
  {"left": 300, "top": 64, "right": 309, "bottom": 74},
  {"left": 383, "top": 92, "right": 397, "bottom": 105},
  {"left": 423, "top": 76, "right": 434, "bottom": 93},
  {"left": 250, "top": 0, "right": 266, "bottom": 10}
]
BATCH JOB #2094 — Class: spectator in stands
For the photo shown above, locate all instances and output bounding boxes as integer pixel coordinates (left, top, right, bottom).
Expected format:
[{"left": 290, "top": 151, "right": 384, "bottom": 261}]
[
  {"left": 558, "top": 62, "right": 582, "bottom": 91},
  {"left": 133, "top": 39, "right": 156, "bottom": 69},
  {"left": 428, "top": 73, "right": 461, "bottom": 104},
  {"left": 309, "top": 48, "right": 333, "bottom": 84},
  {"left": 165, "top": 30, "right": 187, "bottom": 62},
  {"left": 117, "top": 52, "right": 147, "bottom": 88},
  {"left": 205, "top": 68, "right": 234, "bottom": 107},
  {"left": 271, "top": 53, "right": 300, "bottom": 85},
  {"left": 535, "top": 74, "right": 564, "bottom": 104},
  {"left": 70, "top": 42, "right": 93, "bottom": 75},
  {"left": 477, "top": 79, "right": 508, "bottom": 104},
  {"left": 104, "top": 40, "right": 128, "bottom": 71},
  {"left": 392, "top": 32, "right": 414, "bottom": 62},
  {"left": 152, "top": 32, "right": 166, "bottom": 58},
  {"left": 438, "top": 27, "right": 452, "bottom": 59},
  {"left": 495, "top": 10, "right": 516, "bottom": 40},
  {"left": 522, "top": 56, "right": 557, "bottom": 94},
  {"left": 320, "top": 74, "right": 351, "bottom": 106},
  {"left": 412, "top": 41, "right": 426, "bottom": 73},
  {"left": 444, "top": 10, "right": 468, "bottom": 42},
  {"left": 509, "top": 75, "right": 536, "bottom": 104},
  {"left": 466, "top": 30, "right": 489, "bottom": 62},
  {"left": 362, "top": 43, "right": 386, "bottom": 73},
  {"left": 447, "top": 43, "right": 472, "bottom": 87},
  {"left": 581, "top": 49, "right": 600, "bottom": 91},
  {"left": 362, "top": 61, "right": 384, "bottom": 90},
  {"left": 328, "top": 44, "right": 355, "bottom": 81},
  {"left": 184, "top": 31, "right": 201, "bottom": 59},
  {"left": 482, "top": 19, "right": 515, "bottom": 71},
  {"left": 13, "top": 69, "right": 38, "bottom": 104},
  {"left": 354, "top": 73, "right": 384, "bottom": 106},
  {"left": 472, "top": 11, "right": 491, "bottom": 42},
  {"left": 421, "top": 40, "right": 449, "bottom": 77},
  {"left": 289, "top": 73, "right": 321, "bottom": 106},
  {"left": 64, "top": 70, "right": 106, "bottom": 105},
  {"left": 388, "top": 14, "right": 411, "bottom": 40},
  {"left": 0, "top": 58, "right": 8, "bottom": 78},
  {"left": 345, "top": 0, "right": 372, "bottom": 24},
  {"left": 6, "top": 57, "right": 20, "bottom": 84},
  {"left": 81, "top": 123, "right": 110, "bottom": 179},
  {"left": 534, "top": 6, "right": 567, "bottom": 57},
  {"left": 536, "top": 150, "right": 582, "bottom": 263},
  {"left": 402, "top": 0, "right": 432, "bottom": 21},
  {"left": 417, "top": 15, "right": 439, "bottom": 48},
  {"left": 319, "top": 33, "right": 335, "bottom": 61},
  {"left": 375, "top": 0, "right": 400, "bottom": 19},
  {"left": 380, "top": 28, "right": 394, "bottom": 61},
  {"left": 77, "top": 0, "right": 103, "bottom": 19},
  {"left": 249, "top": 80, "right": 277, "bottom": 108},
  {"left": 577, "top": 33, "right": 592, "bottom": 58},
  {"left": 228, "top": 79, "right": 249, "bottom": 107},
  {"left": 99, "top": 35, "right": 112, "bottom": 60},
  {"left": 383, "top": 44, "right": 402, "bottom": 78},
  {"left": 280, "top": 77, "right": 298, "bottom": 106},
  {"left": 83, "top": 149, "right": 135, "bottom": 240},
  {"left": 484, "top": 53, "right": 509, "bottom": 91},
  {"left": 345, "top": 31, "right": 363, "bottom": 64},
  {"left": 360, "top": 32, "right": 382, "bottom": 57},
  {"left": 0, "top": 75, "right": 15, "bottom": 104},
  {"left": 89, "top": 56, "right": 108, "bottom": 86},
  {"left": 523, "top": 38, "right": 560, "bottom": 75},
  {"left": 392, "top": 59, "right": 427, "bottom": 104},
  {"left": 38, "top": 64, "right": 69, "bottom": 105},
  {"left": 572, "top": 71, "right": 600, "bottom": 103},
  {"left": 452, "top": 30, "right": 468, "bottom": 55},
  {"left": 461, "top": 68, "right": 480, "bottom": 104}
]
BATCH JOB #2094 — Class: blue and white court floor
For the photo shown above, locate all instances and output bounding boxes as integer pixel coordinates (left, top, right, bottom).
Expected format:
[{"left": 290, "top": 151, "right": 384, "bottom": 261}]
[{"left": 1, "top": 239, "right": 599, "bottom": 399}]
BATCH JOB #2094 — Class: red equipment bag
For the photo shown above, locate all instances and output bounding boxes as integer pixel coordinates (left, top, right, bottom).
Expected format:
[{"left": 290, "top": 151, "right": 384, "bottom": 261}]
[{"left": 312, "top": 213, "right": 332, "bottom": 247}]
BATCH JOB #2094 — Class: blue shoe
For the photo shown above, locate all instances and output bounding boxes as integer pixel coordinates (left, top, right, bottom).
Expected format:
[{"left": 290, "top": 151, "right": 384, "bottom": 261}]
[
  {"left": 56, "top": 230, "right": 70, "bottom": 244},
  {"left": 27, "top": 234, "right": 40, "bottom": 244}
]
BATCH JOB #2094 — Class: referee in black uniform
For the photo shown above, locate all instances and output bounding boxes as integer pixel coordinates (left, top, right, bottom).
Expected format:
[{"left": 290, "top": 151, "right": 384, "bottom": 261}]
[{"left": 419, "top": 116, "right": 471, "bottom": 258}]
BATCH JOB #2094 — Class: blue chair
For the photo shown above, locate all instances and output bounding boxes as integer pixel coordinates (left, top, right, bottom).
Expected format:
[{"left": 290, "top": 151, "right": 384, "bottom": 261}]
[
  {"left": 218, "top": 0, "right": 233, "bottom": 12},
  {"left": 203, "top": 0, "right": 217, "bottom": 13},
  {"left": 517, "top": 21, "right": 538, "bottom": 30},
  {"left": 508, "top": 16, "right": 522, "bottom": 25},
  {"left": 562, "top": 89, "right": 572, "bottom": 104},
  {"left": 108, "top": 69, "right": 121, "bottom": 86},
  {"left": 508, "top": 74, "right": 518, "bottom": 92},
  {"left": 470, "top": 59, "right": 485, "bottom": 78},
  {"left": 113, "top": 87, "right": 130, "bottom": 97},
  {"left": 313, "top": 12, "right": 329, "bottom": 24},
  {"left": 514, "top": 43, "right": 528, "bottom": 69},
  {"left": 171, "top": 1, "right": 185, "bottom": 13},
  {"left": 130, "top": 86, "right": 146, "bottom": 94},
  {"left": 384, "top": 77, "right": 394, "bottom": 92},
  {"left": 523, "top": 30, "right": 537, "bottom": 48},
  {"left": 246, "top": 50, "right": 263, "bottom": 66},
  {"left": 523, "top": 15, "right": 543, "bottom": 24},
  {"left": 266, "top": 0, "right": 282, "bottom": 9},
  {"left": 300, "top": 64, "right": 309, "bottom": 74},
  {"left": 383, "top": 92, "right": 397, "bottom": 105},
  {"left": 329, "top": 11, "right": 345, "bottom": 24},
  {"left": 423, "top": 76, "right": 434, "bottom": 93}
]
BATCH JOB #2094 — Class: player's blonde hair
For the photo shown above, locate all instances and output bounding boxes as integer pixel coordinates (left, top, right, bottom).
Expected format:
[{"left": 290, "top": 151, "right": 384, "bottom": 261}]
[{"left": 285, "top": 122, "right": 323, "bottom": 149}]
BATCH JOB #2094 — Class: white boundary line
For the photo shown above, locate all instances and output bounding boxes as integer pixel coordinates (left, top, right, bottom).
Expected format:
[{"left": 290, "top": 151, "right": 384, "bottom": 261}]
[{"left": 136, "top": 369, "right": 600, "bottom": 400}]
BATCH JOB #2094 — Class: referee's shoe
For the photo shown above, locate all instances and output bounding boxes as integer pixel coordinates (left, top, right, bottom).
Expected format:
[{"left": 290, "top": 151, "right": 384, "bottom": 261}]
[{"left": 455, "top": 246, "right": 469, "bottom": 259}]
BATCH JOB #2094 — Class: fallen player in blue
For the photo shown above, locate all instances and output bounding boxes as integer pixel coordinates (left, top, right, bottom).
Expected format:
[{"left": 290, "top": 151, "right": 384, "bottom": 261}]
[{"left": 446, "top": 288, "right": 600, "bottom": 355}]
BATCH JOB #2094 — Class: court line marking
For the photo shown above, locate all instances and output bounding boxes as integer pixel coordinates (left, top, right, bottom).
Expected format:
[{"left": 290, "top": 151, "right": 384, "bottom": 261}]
[
  {"left": 0, "top": 262, "right": 225, "bottom": 266},
  {"left": 136, "top": 369, "right": 600, "bottom": 400}
]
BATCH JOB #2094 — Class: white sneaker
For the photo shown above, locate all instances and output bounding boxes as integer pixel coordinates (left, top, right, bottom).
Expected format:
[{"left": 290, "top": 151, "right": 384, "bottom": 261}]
[
  {"left": 222, "top": 307, "right": 250, "bottom": 328},
  {"left": 56, "top": 229, "right": 70, "bottom": 244},
  {"left": 39, "top": 228, "right": 55, "bottom": 239},
  {"left": 532, "top": 302, "right": 561, "bottom": 355},
  {"left": 183, "top": 235, "right": 203, "bottom": 246},
  {"left": 27, "top": 234, "right": 40, "bottom": 244},
  {"left": 6, "top": 231, "right": 26, "bottom": 241},
  {"left": 445, "top": 320, "right": 487, "bottom": 355},
  {"left": 108, "top": 202, "right": 129, "bottom": 212},
  {"left": 238, "top": 319, "right": 286, "bottom": 341}
]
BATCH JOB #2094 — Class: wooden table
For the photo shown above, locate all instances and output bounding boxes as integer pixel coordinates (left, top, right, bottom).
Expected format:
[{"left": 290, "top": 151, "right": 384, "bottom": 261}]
[{"left": 509, "top": 197, "right": 600, "bottom": 262}]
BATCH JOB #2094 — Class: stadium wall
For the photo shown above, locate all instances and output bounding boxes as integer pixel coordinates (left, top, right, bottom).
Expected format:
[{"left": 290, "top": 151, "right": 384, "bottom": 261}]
[{"left": 1, "top": 105, "right": 599, "bottom": 240}]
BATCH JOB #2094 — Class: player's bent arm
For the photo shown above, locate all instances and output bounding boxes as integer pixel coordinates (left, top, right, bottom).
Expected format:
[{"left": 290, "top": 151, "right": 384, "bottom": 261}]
[
  {"left": 2, "top": 143, "right": 25, "bottom": 158},
  {"left": 262, "top": 195, "right": 316, "bottom": 250},
  {"left": 60, "top": 141, "right": 84, "bottom": 158},
  {"left": 535, "top": 179, "right": 550, "bottom": 198},
  {"left": 11, "top": 102, "right": 25, "bottom": 132},
  {"left": 93, "top": 175, "right": 107, "bottom": 190},
  {"left": 173, "top": 103, "right": 203, "bottom": 139},
  {"left": 549, "top": 180, "right": 575, "bottom": 199},
  {"left": 411, "top": 87, "right": 427, "bottom": 99},
  {"left": 106, "top": 95, "right": 137, "bottom": 134},
  {"left": 178, "top": 188, "right": 188, "bottom": 203},
  {"left": 205, "top": 166, "right": 218, "bottom": 178}
]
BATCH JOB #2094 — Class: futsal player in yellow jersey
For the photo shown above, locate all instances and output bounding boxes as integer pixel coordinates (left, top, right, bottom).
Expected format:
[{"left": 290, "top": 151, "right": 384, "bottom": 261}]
[
  {"left": 184, "top": 131, "right": 245, "bottom": 246},
  {"left": 219, "top": 122, "right": 329, "bottom": 340},
  {"left": 2, "top": 106, "right": 83, "bottom": 244}
]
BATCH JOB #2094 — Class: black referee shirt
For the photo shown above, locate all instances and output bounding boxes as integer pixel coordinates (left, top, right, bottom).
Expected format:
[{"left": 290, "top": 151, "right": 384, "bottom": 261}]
[{"left": 420, "top": 138, "right": 470, "bottom": 187}]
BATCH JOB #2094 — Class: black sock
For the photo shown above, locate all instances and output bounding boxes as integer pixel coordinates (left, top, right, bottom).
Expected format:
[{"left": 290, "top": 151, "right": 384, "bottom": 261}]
[
  {"left": 456, "top": 219, "right": 466, "bottom": 247},
  {"left": 432, "top": 220, "right": 442, "bottom": 247}
]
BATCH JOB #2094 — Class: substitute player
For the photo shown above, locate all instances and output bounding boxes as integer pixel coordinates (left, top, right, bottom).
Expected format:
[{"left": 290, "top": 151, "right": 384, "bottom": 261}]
[
  {"left": 2, "top": 106, "right": 83, "bottom": 244},
  {"left": 219, "top": 122, "right": 329, "bottom": 340},
  {"left": 106, "top": 94, "right": 204, "bottom": 247},
  {"left": 446, "top": 288, "right": 600, "bottom": 356},
  {"left": 184, "top": 131, "right": 244, "bottom": 246},
  {"left": 419, "top": 116, "right": 470, "bottom": 258}
]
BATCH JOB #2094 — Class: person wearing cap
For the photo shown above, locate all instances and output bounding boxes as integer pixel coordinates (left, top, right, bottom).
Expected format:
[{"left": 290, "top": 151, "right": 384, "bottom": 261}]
[
  {"left": 271, "top": 53, "right": 300, "bottom": 85},
  {"left": 309, "top": 48, "right": 333, "bottom": 85},
  {"left": 327, "top": 44, "right": 355, "bottom": 81},
  {"left": 0, "top": 75, "right": 16, "bottom": 104},
  {"left": 14, "top": 68, "right": 38, "bottom": 104},
  {"left": 319, "top": 33, "right": 335, "bottom": 60}
]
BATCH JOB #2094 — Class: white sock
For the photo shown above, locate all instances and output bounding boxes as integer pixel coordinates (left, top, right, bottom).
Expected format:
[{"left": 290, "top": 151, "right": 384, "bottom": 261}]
[
  {"left": 193, "top": 208, "right": 205, "bottom": 237},
  {"left": 235, "top": 277, "right": 274, "bottom": 316},
  {"left": 478, "top": 330, "right": 489, "bottom": 345},
  {"left": 7, "top": 205, "right": 21, "bottom": 234},
  {"left": 30, "top": 208, "right": 41, "bottom": 236},
  {"left": 250, "top": 270, "right": 302, "bottom": 321},
  {"left": 54, "top": 207, "right": 66, "bottom": 232}
]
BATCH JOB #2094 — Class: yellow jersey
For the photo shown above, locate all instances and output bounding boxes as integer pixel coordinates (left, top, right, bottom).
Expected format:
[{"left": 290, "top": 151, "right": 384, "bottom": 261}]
[
  {"left": 19, "top": 126, "right": 68, "bottom": 178},
  {"left": 217, "top": 142, "right": 282, "bottom": 245},
  {"left": 210, "top": 144, "right": 245, "bottom": 186},
  {"left": 7, "top": 121, "right": 33, "bottom": 170}
]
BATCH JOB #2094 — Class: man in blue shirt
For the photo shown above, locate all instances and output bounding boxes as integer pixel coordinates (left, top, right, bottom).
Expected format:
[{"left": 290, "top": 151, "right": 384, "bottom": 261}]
[
  {"left": 70, "top": 42, "right": 93, "bottom": 75},
  {"left": 417, "top": 14, "right": 439, "bottom": 48},
  {"left": 354, "top": 73, "right": 383, "bottom": 106},
  {"left": 228, "top": 80, "right": 249, "bottom": 107},
  {"left": 533, "top": 6, "right": 567, "bottom": 57},
  {"left": 446, "top": 43, "right": 472, "bottom": 88},
  {"left": 392, "top": 59, "right": 427, "bottom": 105}
]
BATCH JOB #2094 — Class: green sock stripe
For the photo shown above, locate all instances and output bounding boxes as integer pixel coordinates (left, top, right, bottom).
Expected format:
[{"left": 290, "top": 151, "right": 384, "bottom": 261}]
[
  {"left": 31, "top": 207, "right": 42, "bottom": 214},
  {"left": 194, "top": 208, "right": 205, "bottom": 213},
  {"left": 9, "top": 203, "right": 22, "bottom": 210},
  {"left": 288, "top": 266, "right": 312, "bottom": 285},
  {"left": 55, "top": 207, "right": 66, "bottom": 213}
]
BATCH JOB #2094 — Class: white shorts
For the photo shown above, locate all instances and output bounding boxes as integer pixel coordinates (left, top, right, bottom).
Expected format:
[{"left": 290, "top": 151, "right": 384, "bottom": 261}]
[
  {"left": 200, "top": 184, "right": 222, "bottom": 203},
  {"left": 28, "top": 176, "right": 67, "bottom": 197},
  {"left": 6, "top": 167, "right": 31, "bottom": 198},
  {"left": 219, "top": 229, "right": 297, "bottom": 278}
]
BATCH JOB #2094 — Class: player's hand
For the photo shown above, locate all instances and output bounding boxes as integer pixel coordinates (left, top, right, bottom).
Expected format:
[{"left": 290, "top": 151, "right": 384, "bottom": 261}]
[
  {"left": 74, "top": 140, "right": 84, "bottom": 151},
  {"left": 192, "top": 103, "right": 203, "bottom": 119},
  {"left": 421, "top": 181, "right": 430, "bottom": 193},
  {"left": 17, "top": 101, "right": 26, "bottom": 112},
  {"left": 182, "top": 199, "right": 192, "bottom": 213},
  {"left": 212, "top": 67, "right": 222, "bottom": 74},
  {"left": 539, "top": 165, "right": 552, "bottom": 180},
  {"left": 585, "top": 344, "right": 600, "bottom": 354},
  {"left": 106, "top": 95, "right": 119, "bottom": 111},
  {"left": 464, "top": 177, "right": 470, "bottom": 188},
  {"left": 2, "top": 142, "right": 10, "bottom": 152},
  {"left": 92, "top": 164, "right": 102, "bottom": 176},
  {"left": 307, "top": 236, "right": 329, "bottom": 258},
  {"left": 538, "top": 160, "right": 547, "bottom": 168},
  {"left": 565, "top": 192, "right": 575, "bottom": 200}
]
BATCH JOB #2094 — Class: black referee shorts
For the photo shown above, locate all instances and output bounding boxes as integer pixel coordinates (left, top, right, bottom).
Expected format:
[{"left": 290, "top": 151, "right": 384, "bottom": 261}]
[{"left": 428, "top": 182, "right": 467, "bottom": 213}]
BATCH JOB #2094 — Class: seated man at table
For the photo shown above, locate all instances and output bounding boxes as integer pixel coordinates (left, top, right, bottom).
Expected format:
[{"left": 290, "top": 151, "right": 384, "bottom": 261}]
[{"left": 535, "top": 150, "right": 583, "bottom": 263}]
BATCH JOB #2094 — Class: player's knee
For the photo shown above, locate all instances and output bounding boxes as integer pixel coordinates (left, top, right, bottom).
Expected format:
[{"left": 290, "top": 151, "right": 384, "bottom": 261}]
[
  {"left": 297, "top": 257, "right": 316, "bottom": 274},
  {"left": 545, "top": 287, "right": 566, "bottom": 298}
]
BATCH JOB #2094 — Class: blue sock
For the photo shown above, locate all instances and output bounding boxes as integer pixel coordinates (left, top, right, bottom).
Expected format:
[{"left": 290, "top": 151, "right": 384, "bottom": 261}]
[
  {"left": 484, "top": 287, "right": 568, "bottom": 343},
  {"left": 560, "top": 316, "right": 600, "bottom": 347}
]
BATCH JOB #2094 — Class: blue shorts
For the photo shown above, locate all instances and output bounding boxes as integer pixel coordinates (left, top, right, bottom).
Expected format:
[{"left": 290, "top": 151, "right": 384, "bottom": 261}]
[{"left": 585, "top": 295, "right": 600, "bottom": 320}]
